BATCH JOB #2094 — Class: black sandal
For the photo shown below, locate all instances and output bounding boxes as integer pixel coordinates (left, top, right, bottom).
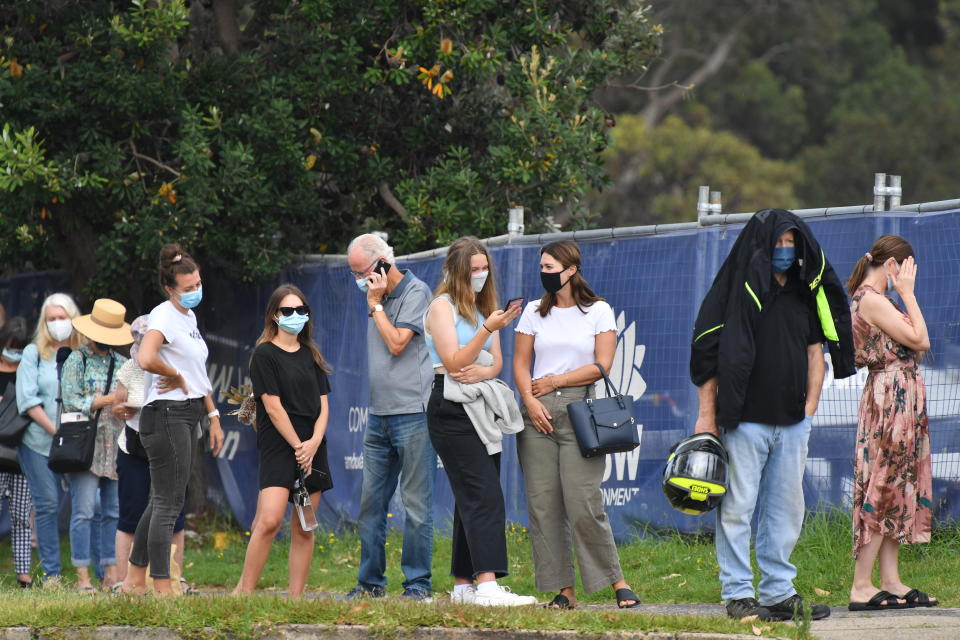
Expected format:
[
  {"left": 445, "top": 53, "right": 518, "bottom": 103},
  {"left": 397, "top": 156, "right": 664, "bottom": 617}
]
[
  {"left": 848, "top": 590, "right": 907, "bottom": 611},
  {"left": 546, "top": 593, "right": 574, "bottom": 609},
  {"left": 900, "top": 588, "right": 938, "bottom": 608},
  {"left": 616, "top": 587, "right": 641, "bottom": 609}
]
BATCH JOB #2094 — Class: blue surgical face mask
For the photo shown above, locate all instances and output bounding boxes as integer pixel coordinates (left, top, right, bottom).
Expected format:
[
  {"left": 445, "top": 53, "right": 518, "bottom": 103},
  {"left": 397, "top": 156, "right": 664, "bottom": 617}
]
[
  {"left": 178, "top": 286, "right": 203, "bottom": 309},
  {"left": 1, "top": 348, "right": 22, "bottom": 363},
  {"left": 356, "top": 277, "right": 369, "bottom": 294},
  {"left": 277, "top": 312, "right": 309, "bottom": 335},
  {"left": 772, "top": 246, "right": 795, "bottom": 273}
]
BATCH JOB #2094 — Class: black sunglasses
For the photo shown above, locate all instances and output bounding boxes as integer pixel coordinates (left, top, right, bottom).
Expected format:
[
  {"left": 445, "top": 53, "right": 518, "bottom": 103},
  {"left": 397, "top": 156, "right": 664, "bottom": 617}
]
[{"left": 277, "top": 305, "right": 311, "bottom": 317}]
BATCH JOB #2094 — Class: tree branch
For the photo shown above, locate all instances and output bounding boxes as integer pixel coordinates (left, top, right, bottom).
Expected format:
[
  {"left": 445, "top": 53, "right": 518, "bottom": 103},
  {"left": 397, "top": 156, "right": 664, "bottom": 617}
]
[
  {"left": 128, "top": 139, "right": 181, "bottom": 178},
  {"left": 641, "top": 14, "right": 751, "bottom": 128},
  {"left": 212, "top": 0, "right": 241, "bottom": 55},
  {"left": 378, "top": 182, "right": 409, "bottom": 222}
]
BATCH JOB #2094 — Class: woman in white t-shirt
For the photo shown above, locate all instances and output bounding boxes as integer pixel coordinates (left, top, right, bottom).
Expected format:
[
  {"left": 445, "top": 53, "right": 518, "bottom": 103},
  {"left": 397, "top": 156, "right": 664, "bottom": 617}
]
[
  {"left": 513, "top": 240, "right": 639, "bottom": 610},
  {"left": 121, "top": 243, "right": 224, "bottom": 596}
]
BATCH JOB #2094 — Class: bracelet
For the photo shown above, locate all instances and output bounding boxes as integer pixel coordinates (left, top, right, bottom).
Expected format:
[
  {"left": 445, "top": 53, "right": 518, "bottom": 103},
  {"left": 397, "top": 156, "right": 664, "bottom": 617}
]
[
  {"left": 207, "top": 410, "right": 220, "bottom": 419},
  {"left": 482, "top": 323, "right": 493, "bottom": 333}
]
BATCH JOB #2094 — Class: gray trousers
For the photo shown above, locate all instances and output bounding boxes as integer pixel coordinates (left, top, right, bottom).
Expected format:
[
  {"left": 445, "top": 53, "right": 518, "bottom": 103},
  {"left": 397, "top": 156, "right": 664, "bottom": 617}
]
[{"left": 517, "top": 385, "right": 623, "bottom": 594}]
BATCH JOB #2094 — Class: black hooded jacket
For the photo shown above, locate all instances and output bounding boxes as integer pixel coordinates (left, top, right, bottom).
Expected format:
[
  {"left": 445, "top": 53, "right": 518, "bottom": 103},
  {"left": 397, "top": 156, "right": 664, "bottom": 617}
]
[{"left": 690, "top": 209, "right": 855, "bottom": 430}]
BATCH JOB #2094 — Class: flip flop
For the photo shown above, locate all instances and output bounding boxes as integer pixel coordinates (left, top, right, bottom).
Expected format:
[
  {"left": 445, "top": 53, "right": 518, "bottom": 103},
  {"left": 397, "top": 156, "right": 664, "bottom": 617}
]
[
  {"left": 848, "top": 590, "right": 907, "bottom": 611},
  {"left": 546, "top": 593, "right": 574, "bottom": 610},
  {"left": 616, "top": 587, "right": 641, "bottom": 609},
  {"left": 900, "top": 588, "right": 938, "bottom": 608}
]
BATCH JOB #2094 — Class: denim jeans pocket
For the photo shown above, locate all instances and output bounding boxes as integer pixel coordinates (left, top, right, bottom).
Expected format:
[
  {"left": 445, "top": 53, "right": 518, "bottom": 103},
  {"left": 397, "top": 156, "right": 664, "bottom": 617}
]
[{"left": 139, "top": 404, "right": 159, "bottom": 436}]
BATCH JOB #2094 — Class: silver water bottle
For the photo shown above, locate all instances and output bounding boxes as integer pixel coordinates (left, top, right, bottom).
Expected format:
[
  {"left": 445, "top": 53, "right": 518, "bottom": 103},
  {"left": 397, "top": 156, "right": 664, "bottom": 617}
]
[{"left": 293, "top": 468, "right": 318, "bottom": 531}]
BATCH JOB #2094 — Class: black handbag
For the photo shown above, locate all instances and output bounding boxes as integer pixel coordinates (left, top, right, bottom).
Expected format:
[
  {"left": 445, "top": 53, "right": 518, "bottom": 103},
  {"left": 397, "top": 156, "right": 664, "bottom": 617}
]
[
  {"left": 0, "top": 442, "right": 20, "bottom": 472},
  {"left": 48, "top": 352, "right": 116, "bottom": 474},
  {"left": 566, "top": 363, "right": 640, "bottom": 458},
  {"left": 0, "top": 380, "right": 30, "bottom": 447}
]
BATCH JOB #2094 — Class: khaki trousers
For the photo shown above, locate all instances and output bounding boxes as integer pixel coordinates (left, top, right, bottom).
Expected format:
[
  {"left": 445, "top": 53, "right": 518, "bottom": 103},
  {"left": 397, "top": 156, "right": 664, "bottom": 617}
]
[{"left": 517, "top": 385, "right": 624, "bottom": 594}]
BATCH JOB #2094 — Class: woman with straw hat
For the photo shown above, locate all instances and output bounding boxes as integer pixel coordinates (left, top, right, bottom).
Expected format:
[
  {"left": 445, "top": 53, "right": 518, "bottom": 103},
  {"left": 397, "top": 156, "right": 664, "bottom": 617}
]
[{"left": 61, "top": 298, "right": 133, "bottom": 591}]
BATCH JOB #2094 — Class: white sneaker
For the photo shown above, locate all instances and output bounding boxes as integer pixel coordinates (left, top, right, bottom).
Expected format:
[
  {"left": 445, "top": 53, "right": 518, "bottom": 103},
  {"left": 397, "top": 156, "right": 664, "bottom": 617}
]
[
  {"left": 471, "top": 584, "right": 538, "bottom": 607},
  {"left": 450, "top": 585, "right": 476, "bottom": 604}
]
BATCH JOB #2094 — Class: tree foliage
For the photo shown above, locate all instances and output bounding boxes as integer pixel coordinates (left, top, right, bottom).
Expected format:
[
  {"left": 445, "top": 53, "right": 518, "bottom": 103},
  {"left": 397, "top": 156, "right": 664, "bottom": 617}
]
[
  {"left": 594, "top": 0, "right": 960, "bottom": 225},
  {"left": 0, "top": 0, "right": 659, "bottom": 306}
]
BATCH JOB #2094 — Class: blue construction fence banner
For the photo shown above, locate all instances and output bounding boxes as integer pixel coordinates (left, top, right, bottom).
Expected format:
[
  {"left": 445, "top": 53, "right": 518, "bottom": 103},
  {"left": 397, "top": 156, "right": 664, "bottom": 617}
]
[{"left": 2, "top": 209, "right": 960, "bottom": 540}]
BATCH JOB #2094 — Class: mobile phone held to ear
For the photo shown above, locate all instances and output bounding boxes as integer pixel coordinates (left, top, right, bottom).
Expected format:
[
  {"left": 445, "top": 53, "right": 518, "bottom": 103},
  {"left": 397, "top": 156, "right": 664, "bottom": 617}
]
[
  {"left": 375, "top": 259, "right": 391, "bottom": 275},
  {"left": 503, "top": 297, "right": 525, "bottom": 312}
]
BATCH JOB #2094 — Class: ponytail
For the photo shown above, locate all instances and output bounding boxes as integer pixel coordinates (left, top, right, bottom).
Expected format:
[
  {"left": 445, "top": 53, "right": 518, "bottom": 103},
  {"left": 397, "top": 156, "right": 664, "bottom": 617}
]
[{"left": 846, "top": 254, "right": 874, "bottom": 296}]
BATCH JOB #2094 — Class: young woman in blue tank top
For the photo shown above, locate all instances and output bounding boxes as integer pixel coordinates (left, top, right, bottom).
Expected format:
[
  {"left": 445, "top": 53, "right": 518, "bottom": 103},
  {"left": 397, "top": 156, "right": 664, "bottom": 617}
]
[{"left": 423, "top": 236, "right": 535, "bottom": 607}]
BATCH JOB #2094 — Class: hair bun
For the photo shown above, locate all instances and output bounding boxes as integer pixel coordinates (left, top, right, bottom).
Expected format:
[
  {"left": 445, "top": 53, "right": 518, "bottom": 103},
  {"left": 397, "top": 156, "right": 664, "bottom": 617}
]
[{"left": 159, "top": 243, "right": 189, "bottom": 267}]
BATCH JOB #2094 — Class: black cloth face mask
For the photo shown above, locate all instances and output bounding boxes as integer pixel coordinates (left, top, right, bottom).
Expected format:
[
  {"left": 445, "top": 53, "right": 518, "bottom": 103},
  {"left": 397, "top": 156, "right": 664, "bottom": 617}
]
[{"left": 540, "top": 270, "right": 570, "bottom": 294}]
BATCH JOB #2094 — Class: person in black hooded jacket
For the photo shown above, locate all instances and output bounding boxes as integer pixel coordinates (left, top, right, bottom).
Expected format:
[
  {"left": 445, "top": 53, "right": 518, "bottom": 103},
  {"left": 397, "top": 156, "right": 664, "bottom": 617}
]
[{"left": 689, "top": 209, "right": 855, "bottom": 623}]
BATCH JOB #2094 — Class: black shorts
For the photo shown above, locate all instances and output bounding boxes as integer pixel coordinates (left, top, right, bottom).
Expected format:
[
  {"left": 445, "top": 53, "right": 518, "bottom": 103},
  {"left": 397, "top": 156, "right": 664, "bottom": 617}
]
[
  {"left": 257, "top": 415, "right": 333, "bottom": 500},
  {"left": 116, "top": 447, "right": 185, "bottom": 534}
]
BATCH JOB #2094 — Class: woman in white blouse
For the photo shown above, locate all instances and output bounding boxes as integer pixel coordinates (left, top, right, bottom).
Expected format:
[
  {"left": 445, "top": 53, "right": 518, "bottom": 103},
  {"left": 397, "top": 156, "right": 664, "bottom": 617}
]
[{"left": 513, "top": 240, "right": 640, "bottom": 610}]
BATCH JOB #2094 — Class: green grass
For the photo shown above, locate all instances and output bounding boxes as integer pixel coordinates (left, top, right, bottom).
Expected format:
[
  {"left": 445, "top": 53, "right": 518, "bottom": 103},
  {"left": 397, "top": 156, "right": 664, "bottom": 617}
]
[{"left": 0, "top": 508, "right": 956, "bottom": 637}]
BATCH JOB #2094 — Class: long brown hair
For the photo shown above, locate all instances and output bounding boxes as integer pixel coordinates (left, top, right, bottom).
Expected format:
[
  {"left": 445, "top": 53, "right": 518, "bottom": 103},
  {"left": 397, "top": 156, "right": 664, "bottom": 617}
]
[
  {"left": 434, "top": 236, "right": 498, "bottom": 323},
  {"left": 537, "top": 240, "right": 604, "bottom": 317},
  {"left": 254, "top": 284, "right": 332, "bottom": 373},
  {"left": 846, "top": 235, "right": 915, "bottom": 296},
  {"left": 158, "top": 243, "right": 200, "bottom": 293}
]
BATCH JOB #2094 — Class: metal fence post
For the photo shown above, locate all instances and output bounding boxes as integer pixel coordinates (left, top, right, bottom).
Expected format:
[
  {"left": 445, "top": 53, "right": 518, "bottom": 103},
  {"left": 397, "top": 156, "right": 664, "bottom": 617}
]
[
  {"left": 508, "top": 206, "right": 525, "bottom": 238},
  {"left": 888, "top": 174, "right": 902, "bottom": 209},
  {"left": 873, "top": 173, "right": 888, "bottom": 211},
  {"left": 709, "top": 190, "right": 722, "bottom": 215},
  {"left": 697, "top": 185, "right": 711, "bottom": 219}
]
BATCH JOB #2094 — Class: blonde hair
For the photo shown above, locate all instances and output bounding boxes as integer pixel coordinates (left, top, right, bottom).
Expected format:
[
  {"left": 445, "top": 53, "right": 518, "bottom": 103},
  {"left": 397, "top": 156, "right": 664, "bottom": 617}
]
[
  {"left": 33, "top": 293, "right": 81, "bottom": 360},
  {"left": 434, "top": 236, "right": 498, "bottom": 322}
]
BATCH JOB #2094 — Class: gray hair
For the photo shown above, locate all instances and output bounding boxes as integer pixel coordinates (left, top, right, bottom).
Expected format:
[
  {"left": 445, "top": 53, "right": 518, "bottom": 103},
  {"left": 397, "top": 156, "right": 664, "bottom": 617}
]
[{"left": 347, "top": 233, "right": 395, "bottom": 264}]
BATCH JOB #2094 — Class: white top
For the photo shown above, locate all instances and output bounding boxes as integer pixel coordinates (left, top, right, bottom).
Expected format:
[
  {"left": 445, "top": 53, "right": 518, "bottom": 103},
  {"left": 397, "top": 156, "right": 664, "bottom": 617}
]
[
  {"left": 143, "top": 300, "right": 211, "bottom": 405},
  {"left": 116, "top": 358, "right": 146, "bottom": 433},
  {"left": 515, "top": 300, "right": 616, "bottom": 380}
]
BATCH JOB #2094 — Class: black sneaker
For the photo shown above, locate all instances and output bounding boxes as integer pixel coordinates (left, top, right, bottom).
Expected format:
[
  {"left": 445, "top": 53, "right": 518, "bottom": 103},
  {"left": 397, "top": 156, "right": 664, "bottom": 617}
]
[
  {"left": 400, "top": 587, "right": 433, "bottom": 603},
  {"left": 726, "top": 597, "right": 770, "bottom": 619},
  {"left": 764, "top": 594, "right": 830, "bottom": 621},
  {"left": 345, "top": 584, "right": 386, "bottom": 599}
]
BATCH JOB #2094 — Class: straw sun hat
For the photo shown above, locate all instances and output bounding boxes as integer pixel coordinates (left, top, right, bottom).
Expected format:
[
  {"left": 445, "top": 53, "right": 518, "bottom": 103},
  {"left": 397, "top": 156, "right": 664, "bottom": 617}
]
[{"left": 72, "top": 298, "right": 134, "bottom": 346}]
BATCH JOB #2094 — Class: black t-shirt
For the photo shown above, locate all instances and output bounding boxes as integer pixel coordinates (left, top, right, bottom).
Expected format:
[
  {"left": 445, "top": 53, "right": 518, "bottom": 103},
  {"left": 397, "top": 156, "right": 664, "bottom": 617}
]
[
  {"left": 250, "top": 342, "right": 331, "bottom": 434},
  {"left": 739, "top": 269, "right": 824, "bottom": 426},
  {"left": 0, "top": 370, "right": 16, "bottom": 398}
]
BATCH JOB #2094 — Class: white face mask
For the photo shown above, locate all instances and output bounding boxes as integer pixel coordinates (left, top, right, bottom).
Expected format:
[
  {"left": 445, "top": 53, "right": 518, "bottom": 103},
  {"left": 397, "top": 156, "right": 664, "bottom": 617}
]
[
  {"left": 471, "top": 270, "right": 489, "bottom": 293},
  {"left": 47, "top": 318, "right": 73, "bottom": 342}
]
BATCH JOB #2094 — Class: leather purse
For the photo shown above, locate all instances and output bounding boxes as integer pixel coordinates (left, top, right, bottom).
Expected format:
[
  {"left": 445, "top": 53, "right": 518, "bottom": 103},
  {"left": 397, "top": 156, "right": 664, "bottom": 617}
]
[
  {"left": 48, "top": 352, "right": 115, "bottom": 474},
  {"left": 566, "top": 363, "right": 640, "bottom": 458},
  {"left": 0, "top": 381, "right": 30, "bottom": 447}
]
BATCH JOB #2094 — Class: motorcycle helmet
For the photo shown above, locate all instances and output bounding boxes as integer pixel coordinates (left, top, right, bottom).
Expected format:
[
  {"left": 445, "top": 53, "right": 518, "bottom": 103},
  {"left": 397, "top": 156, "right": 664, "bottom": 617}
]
[{"left": 663, "top": 433, "right": 728, "bottom": 515}]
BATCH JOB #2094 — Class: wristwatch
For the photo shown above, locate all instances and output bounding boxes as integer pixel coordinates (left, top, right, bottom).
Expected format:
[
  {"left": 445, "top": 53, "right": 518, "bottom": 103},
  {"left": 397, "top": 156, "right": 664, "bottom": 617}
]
[
  {"left": 368, "top": 303, "right": 384, "bottom": 317},
  {"left": 207, "top": 410, "right": 220, "bottom": 419}
]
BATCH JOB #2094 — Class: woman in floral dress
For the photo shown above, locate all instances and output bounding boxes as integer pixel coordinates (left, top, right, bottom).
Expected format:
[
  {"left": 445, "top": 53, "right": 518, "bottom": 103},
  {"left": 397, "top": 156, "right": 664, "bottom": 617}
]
[{"left": 845, "top": 235, "right": 936, "bottom": 611}]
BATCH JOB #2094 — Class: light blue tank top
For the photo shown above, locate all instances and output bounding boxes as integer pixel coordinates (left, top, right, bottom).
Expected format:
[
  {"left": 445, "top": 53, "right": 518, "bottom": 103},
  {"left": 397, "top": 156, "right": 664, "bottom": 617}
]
[{"left": 425, "top": 294, "right": 492, "bottom": 367}]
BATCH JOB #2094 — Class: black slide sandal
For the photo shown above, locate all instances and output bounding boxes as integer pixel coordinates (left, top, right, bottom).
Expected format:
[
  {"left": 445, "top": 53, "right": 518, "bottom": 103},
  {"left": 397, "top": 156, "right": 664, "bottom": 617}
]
[
  {"left": 848, "top": 590, "right": 908, "bottom": 611},
  {"left": 900, "top": 588, "right": 938, "bottom": 608},
  {"left": 616, "top": 588, "right": 641, "bottom": 609},
  {"left": 546, "top": 593, "right": 574, "bottom": 609}
]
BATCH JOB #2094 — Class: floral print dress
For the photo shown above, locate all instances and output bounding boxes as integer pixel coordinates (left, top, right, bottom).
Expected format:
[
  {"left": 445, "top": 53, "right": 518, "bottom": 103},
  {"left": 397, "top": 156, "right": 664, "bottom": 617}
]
[{"left": 850, "top": 284, "right": 932, "bottom": 558}]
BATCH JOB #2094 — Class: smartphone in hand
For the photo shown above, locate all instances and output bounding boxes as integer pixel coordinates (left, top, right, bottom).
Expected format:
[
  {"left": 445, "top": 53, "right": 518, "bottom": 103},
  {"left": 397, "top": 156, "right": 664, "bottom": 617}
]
[
  {"left": 503, "top": 297, "right": 525, "bottom": 312},
  {"left": 375, "top": 259, "right": 391, "bottom": 275}
]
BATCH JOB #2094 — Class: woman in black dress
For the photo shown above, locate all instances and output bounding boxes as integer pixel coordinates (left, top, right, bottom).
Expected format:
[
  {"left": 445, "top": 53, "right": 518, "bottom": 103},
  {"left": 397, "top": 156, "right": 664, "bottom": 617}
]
[{"left": 233, "top": 284, "right": 333, "bottom": 597}]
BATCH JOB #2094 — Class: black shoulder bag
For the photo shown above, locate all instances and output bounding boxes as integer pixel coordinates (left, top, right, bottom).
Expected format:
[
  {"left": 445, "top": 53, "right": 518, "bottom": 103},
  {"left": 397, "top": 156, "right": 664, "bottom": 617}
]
[
  {"left": 566, "top": 363, "right": 640, "bottom": 458},
  {"left": 48, "top": 353, "right": 116, "bottom": 474},
  {"left": 0, "top": 349, "right": 39, "bottom": 447}
]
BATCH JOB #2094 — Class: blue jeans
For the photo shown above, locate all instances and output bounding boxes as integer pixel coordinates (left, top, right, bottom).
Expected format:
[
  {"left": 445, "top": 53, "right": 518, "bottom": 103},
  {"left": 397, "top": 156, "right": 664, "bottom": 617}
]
[
  {"left": 17, "top": 445, "right": 62, "bottom": 577},
  {"left": 357, "top": 412, "right": 435, "bottom": 593},
  {"left": 66, "top": 471, "right": 119, "bottom": 568},
  {"left": 715, "top": 417, "right": 811, "bottom": 605}
]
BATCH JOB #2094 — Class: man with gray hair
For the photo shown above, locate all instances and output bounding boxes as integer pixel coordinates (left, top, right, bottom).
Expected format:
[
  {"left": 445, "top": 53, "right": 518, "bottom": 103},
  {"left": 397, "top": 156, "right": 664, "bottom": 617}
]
[{"left": 345, "top": 233, "right": 436, "bottom": 602}]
